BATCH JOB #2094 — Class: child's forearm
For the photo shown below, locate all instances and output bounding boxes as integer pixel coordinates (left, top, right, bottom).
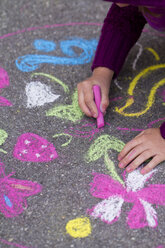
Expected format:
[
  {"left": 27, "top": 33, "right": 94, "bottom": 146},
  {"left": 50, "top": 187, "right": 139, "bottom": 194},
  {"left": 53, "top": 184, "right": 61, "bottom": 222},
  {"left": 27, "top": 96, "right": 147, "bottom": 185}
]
[{"left": 92, "top": 4, "right": 147, "bottom": 78}]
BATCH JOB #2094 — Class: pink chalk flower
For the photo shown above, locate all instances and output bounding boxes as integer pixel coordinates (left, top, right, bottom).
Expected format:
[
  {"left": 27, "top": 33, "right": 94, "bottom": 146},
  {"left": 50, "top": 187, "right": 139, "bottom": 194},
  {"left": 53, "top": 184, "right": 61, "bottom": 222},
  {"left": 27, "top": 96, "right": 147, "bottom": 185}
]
[
  {"left": 87, "top": 170, "right": 165, "bottom": 229},
  {"left": 0, "top": 162, "right": 42, "bottom": 218}
]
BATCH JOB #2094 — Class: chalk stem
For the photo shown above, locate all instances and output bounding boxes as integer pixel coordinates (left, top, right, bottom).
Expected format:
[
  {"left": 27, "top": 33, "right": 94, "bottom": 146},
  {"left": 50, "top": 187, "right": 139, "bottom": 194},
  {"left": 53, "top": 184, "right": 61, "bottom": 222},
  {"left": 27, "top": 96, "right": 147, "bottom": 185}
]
[
  {"left": 53, "top": 133, "right": 72, "bottom": 147},
  {"left": 104, "top": 152, "right": 124, "bottom": 185},
  {"left": 31, "top": 72, "right": 69, "bottom": 93}
]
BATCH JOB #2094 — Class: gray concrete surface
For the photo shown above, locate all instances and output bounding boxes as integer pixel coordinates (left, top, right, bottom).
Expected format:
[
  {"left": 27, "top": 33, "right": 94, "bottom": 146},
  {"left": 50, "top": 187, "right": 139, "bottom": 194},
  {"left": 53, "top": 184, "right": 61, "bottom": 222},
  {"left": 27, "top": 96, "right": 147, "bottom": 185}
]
[{"left": 0, "top": 0, "right": 165, "bottom": 247}]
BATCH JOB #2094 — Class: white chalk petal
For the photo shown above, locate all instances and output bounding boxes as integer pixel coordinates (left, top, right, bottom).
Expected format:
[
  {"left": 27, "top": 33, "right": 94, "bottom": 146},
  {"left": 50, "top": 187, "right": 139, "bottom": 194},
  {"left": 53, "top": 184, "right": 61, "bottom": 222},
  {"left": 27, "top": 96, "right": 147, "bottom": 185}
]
[
  {"left": 91, "top": 196, "right": 124, "bottom": 224},
  {"left": 140, "top": 199, "right": 158, "bottom": 228},
  {"left": 126, "top": 169, "right": 157, "bottom": 192},
  {"left": 26, "top": 81, "right": 60, "bottom": 108}
]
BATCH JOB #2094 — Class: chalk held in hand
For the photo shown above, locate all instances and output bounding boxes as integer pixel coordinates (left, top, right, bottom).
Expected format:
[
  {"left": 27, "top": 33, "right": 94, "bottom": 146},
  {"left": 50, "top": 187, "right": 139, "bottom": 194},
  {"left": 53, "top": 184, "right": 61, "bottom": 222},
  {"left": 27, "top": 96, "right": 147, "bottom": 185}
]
[{"left": 93, "top": 85, "right": 104, "bottom": 128}]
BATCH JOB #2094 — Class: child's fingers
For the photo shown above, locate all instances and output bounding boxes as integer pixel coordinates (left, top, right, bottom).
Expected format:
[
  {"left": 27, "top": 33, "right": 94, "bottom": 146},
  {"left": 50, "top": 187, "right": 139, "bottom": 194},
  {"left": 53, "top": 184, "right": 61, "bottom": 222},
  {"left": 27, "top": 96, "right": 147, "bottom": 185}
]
[
  {"left": 77, "top": 81, "right": 98, "bottom": 118},
  {"left": 125, "top": 150, "right": 152, "bottom": 172},
  {"left": 83, "top": 87, "right": 98, "bottom": 118},
  {"left": 134, "top": 130, "right": 145, "bottom": 138},
  {"left": 118, "top": 137, "right": 142, "bottom": 161},
  {"left": 100, "top": 86, "right": 110, "bottom": 113},
  {"left": 78, "top": 90, "right": 92, "bottom": 117},
  {"left": 118, "top": 145, "right": 148, "bottom": 168},
  {"left": 140, "top": 156, "right": 162, "bottom": 175}
]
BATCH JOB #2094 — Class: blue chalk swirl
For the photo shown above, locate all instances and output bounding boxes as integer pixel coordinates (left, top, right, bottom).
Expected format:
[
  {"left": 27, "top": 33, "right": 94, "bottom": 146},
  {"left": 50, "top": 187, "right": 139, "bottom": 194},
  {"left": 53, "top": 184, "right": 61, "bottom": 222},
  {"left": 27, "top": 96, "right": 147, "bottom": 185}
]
[
  {"left": 16, "top": 38, "right": 98, "bottom": 72},
  {"left": 4, "top": 195, "right": 12, "bottom": 207},
  {"left": 33, "top": 39, "right": 56, "bottom": 52}
]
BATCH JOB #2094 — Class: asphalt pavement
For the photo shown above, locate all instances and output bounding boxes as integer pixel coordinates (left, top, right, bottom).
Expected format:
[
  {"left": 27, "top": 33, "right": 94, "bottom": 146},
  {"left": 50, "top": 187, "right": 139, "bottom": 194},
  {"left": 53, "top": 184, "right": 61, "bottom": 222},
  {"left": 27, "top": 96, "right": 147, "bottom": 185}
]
[{"left": 0, "top": 0, "right": 165, "bottom": 247}]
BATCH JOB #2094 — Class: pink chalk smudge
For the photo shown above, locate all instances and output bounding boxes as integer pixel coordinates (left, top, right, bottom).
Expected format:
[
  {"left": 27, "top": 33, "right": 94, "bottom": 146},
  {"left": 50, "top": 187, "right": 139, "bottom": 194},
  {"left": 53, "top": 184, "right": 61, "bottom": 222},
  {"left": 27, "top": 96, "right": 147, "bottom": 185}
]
[
  {"left": 0, "top": 23, "right": 163, "bottom": 42},
  {"left": 147, "top": 117, "right": 165, "bottom": 129},
  {"left": 0, "top": 96, "right": 12, "bottom": 106},
  {"left": 87, "top": 170, "right": 165, "bottom": 229},
  {"left": 0, "top": 67, "right": 10, "bottom": 89},
  {"left": 13, "top": 133, "right": 58, "bottom": 162},
  {"left": 0, "top": 238, "right": 34, "bottom": 248},
  {"left": 64, "top": 120, "right": 103, "bottom": 141},
  {"left": 0, "top": 67, "right": 12, "bottom": 106},
  {"left": 0, "top": 162, "right": 42, "bottom": 218},
  {"left": 116, "top": 117, "right": 165, "bottom": 134},
  {"left": 109, "top": 96, "right": 122, "bottom": 102},
  {"left": 116, "top": 127, "right": 144, "bottom": 132}
]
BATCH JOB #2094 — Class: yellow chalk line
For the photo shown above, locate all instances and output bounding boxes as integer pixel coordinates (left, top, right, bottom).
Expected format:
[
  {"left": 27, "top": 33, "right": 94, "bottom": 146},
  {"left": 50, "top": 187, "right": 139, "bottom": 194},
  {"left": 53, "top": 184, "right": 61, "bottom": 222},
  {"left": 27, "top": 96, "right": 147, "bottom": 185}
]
[
  {"left": 115, "top": 64, "right": 165, "bottom": 117},
  {"left": 146, "top": 48, "right": 160, "bottom": 61}
]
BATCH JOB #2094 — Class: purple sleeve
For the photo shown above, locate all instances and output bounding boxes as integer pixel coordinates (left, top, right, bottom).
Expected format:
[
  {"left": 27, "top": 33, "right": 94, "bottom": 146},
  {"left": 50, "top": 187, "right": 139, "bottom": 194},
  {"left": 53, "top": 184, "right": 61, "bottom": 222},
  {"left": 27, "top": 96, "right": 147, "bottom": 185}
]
[
  {"left": 103, "top": 0, "right": 165, "bottom": 8},
  {"left": 160, "top": 122, "right": 165, "bottom": 139},
  {"left": 91, "top": 4, "right": 147, "bottom": 78}
]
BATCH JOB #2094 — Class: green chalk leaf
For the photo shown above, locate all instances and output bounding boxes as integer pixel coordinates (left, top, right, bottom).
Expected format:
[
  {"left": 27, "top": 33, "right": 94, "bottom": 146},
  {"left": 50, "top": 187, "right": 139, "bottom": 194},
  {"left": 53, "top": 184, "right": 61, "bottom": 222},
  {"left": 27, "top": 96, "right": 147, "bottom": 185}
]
[
  {"left": 0, "top": 129, "right": 8, "bottom": 146},
  {"left": 0, "top": 129, "right": 8, "bottom": 154},
  {"left": 85, "top": 134, "right": 125, "bottom": 162},
  {"left": 46, "top": 90, "right": 84, "bottom": 122}
]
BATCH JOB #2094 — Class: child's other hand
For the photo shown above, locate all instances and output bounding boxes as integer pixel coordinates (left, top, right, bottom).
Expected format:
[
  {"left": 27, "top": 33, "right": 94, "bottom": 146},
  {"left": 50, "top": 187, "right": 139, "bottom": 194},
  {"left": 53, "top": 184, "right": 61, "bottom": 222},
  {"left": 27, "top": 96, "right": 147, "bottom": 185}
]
[
  {"left": 118, "top": 128, "right": 165, "bottom": 174},
  {"left": 77, "top": 67, "right": 114, "bottom": 118}
]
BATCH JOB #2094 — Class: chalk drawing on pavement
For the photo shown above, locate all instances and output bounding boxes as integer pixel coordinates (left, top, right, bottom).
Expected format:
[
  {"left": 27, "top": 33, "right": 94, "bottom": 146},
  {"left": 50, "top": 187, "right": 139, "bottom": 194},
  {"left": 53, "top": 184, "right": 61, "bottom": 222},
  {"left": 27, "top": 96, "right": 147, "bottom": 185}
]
[
  {"left": 0, "top": 67, "right": 12, "bottom": 106},
  {"left": 13, "top": 133, "right": 58, "bottom": 162},
  {"left": 66, "top": 217, "right": 92, "bottom": 238},
  {"left": 0, "top": 161, "right": 42, "bottom": 218},
  {"left": 25, "top": 81, "right": 60, "bottom": 108},
  {"left": 115, "top": 63, "right": 165, "bottom": 117},
  {"left": 16, "top": 38, "right": 98, "bottom": 72},
  {"left": 87, "top": 169, "right": 165, "bottom": 229},
  {"left": 85, "top": 135, "right": 125, "bottom": 185}
]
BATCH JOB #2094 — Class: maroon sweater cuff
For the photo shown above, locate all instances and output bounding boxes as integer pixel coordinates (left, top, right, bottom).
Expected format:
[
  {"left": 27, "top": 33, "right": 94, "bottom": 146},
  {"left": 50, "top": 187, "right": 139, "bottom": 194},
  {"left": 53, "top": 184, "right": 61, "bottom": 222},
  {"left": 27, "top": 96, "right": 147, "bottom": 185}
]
[
  {"left": 92, "top": 4, "right": 146, "bottom": 78},
  {"left": 103, "top": 0, "right": 165, "bottom": 8},
  {"left": 160, "top": 122, "right": 165, "bottom": 139}
]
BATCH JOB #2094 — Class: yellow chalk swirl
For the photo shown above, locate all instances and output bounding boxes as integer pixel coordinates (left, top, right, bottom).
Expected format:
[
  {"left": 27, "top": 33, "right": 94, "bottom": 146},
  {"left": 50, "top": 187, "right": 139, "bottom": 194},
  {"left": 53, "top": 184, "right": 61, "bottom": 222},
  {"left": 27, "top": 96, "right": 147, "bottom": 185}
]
[
  {"left": 115, "top": 64, "right": 165, "bottom": 117},
  {"left": 66, "top": 217, "right": 92, "bottom": 238}
]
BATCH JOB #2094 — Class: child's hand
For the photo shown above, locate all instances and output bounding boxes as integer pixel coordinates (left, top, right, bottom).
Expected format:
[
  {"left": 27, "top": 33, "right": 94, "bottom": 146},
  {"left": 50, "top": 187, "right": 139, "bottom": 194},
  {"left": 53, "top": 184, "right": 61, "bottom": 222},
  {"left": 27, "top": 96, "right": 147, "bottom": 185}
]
[
  {"left": 77, "top": 67, "right": 114, "bottom": 118},
  {"left": 118, "top": 128, "right": 165, "bottom": 174}
]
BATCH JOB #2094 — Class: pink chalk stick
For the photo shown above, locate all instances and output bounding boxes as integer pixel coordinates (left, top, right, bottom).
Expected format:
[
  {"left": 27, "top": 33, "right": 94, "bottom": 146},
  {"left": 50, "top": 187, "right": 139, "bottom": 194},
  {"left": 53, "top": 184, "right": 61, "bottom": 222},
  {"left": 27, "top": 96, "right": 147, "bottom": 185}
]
[{"left": 93, "top": 85, "right": 104, "bottom": 128}]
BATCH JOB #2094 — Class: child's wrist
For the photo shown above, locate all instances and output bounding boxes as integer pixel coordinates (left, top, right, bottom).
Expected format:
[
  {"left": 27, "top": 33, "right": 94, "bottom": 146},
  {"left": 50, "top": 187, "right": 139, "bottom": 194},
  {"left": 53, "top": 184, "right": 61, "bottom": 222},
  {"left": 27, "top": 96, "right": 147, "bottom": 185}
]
[{"left": 93, "top": 67, "right": 114, "bottom": 82}]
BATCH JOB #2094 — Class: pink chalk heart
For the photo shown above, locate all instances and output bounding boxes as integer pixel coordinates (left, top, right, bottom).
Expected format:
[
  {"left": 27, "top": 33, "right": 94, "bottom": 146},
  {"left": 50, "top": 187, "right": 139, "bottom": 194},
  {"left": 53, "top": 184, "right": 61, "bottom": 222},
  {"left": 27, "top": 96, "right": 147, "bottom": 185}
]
[
  {"left": 0, "top": 67, "right": 10, "bottom": 89},
  {"left": 13, "top": 133, "right": 58, "bottom": 162}
]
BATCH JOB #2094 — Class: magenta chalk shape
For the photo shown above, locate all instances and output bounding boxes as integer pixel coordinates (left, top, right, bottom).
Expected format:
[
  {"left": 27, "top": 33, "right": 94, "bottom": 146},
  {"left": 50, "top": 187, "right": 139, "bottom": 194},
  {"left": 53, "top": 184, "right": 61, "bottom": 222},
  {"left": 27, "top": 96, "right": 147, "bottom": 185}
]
[{"left": 93, "top": 85, "right": 104, "bottom": 128}]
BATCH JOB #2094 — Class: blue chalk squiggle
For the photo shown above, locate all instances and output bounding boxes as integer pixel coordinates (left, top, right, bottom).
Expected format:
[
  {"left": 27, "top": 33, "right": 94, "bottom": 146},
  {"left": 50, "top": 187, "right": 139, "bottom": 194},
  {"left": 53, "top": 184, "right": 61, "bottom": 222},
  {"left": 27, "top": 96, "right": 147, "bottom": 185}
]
[
  {"left": 16, "top": 38, "right": 98, "bottom": 72},
  {"left": 33, "top": 39, "right": 56, "bottom": 52}
]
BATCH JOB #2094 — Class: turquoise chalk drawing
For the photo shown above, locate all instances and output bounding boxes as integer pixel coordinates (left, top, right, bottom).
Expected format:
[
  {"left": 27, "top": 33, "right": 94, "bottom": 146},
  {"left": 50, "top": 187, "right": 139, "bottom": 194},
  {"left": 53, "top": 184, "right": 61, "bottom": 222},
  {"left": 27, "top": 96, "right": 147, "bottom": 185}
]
[{"left": 16, "top": 38, "right": 98, "bottom": 72}]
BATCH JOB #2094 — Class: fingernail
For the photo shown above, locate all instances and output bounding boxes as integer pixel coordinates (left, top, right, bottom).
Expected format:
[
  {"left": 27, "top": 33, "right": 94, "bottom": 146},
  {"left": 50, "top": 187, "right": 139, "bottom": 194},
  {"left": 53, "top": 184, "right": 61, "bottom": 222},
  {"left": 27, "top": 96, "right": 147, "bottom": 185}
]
[
  {"left": 119, "top": 163, "right": 124, "bottom": 168},
  {"left": 100, "top": 104, "right": 103, "bottom": 113},
  {"left": 140, "top": 168, "right": 145, "bottom": 175},
  {"left": 93, "top": 113, "right": 97, "bottom": 118},
  {"left": 100, "top": 104, "right": 106, "bottom": 114},
  {"left": 126, "top": 167, "right": 132, "bottom": 172}
]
